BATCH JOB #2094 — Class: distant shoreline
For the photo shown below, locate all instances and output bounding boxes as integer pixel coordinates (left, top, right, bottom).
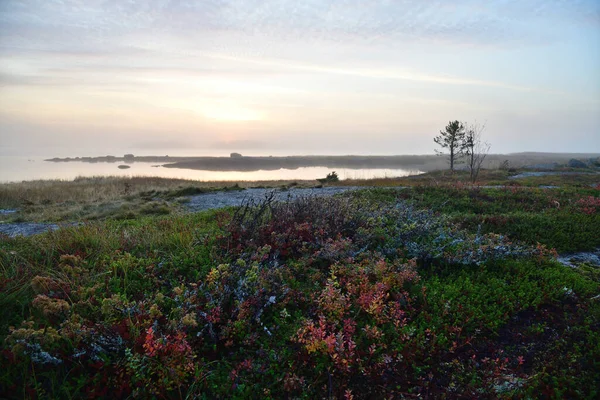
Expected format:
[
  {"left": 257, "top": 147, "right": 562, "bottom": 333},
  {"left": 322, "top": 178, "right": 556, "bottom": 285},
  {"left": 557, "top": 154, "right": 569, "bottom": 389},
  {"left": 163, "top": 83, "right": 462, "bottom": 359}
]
[
  {"left": 45, "top": 155, "right": 437, "bottom": 172},
  {"left": 45, "top": 153, "right": 600, "bottom": 172},
  {"left": 162, "top": 155, "right": 434, "bottom": 172}
]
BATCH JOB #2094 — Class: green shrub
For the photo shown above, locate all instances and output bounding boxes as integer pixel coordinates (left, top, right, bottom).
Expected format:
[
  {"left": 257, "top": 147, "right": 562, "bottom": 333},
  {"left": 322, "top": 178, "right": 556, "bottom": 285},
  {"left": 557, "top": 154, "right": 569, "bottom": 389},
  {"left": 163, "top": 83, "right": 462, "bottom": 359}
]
[{"left": 317, "top": 171, "right": 340, "bottom": 183}]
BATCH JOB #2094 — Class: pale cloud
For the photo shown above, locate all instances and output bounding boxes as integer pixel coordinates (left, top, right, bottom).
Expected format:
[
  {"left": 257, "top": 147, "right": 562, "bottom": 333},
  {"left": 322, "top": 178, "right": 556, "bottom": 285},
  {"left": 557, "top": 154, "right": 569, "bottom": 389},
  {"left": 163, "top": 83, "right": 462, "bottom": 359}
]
[
  {"left": 206, "top": 52, "right": 537, "bottom": 91},
  {"left": 2, "top": 1, "right": 598, "bottom": 52}
]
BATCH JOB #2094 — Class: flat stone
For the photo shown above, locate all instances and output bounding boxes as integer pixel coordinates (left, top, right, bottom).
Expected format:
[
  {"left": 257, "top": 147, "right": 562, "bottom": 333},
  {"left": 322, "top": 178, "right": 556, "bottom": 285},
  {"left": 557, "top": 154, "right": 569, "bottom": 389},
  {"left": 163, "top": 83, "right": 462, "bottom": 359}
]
[
  {"left": 185, "top": 186, "right": 363, "bottom": 212},
  {"left": 557, "top": 249, "right": 600, "bottom": 268},
  {"left": 0, "top": 222, "right": 60, "bottom": 238}
]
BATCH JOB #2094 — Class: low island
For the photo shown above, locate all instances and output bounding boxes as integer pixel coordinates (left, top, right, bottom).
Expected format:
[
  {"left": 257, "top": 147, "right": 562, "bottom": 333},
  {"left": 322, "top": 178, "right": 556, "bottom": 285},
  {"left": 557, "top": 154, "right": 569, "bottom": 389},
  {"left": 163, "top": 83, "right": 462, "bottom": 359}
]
[{"left": 45, "top": 152, "right": 600, "bottom": 172}]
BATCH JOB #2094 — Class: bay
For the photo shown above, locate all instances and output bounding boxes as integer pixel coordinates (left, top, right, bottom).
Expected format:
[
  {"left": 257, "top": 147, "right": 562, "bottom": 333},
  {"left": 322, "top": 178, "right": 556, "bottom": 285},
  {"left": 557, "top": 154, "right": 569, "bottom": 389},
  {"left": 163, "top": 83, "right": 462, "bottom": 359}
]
[{"left": 0, "top": 155, "right": 420, "bottom": 183}]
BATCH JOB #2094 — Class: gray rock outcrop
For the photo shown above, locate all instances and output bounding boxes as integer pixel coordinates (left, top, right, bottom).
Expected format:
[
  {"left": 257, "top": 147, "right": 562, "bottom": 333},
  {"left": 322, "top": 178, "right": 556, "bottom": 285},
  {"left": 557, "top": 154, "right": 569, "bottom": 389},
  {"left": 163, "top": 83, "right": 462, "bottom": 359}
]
[{"left": 568, "top": 159, "right": 588, "bottom": 168}]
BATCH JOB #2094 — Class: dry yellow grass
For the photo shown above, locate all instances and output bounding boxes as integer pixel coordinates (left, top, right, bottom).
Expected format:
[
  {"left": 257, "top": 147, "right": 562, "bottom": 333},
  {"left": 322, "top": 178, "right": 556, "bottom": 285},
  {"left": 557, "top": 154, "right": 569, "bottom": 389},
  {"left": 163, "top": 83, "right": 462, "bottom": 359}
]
[
  {"left": 0, "top": 176, "right": 323, "bottom": 222},
  {"left": 0, "top": 175, "right": 319, "bottom": 209}
]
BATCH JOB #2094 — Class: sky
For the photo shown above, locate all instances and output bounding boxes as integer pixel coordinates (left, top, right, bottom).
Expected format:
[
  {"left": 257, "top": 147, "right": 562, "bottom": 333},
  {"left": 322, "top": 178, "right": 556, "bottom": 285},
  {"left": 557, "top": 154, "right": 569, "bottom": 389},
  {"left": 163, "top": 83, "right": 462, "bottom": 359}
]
[{"left": 0, "top": 0, "right": 599, "bottom": 156}]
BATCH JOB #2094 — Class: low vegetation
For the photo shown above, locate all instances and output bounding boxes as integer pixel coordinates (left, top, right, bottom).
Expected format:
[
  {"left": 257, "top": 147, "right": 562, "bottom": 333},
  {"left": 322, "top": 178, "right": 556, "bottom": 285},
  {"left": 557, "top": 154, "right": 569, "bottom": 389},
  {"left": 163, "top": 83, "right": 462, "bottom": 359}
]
[
  {"left": 317, "top": 171, "right": 340, "bottom": 184},
  {"left": 393, "top": 184, "right": 600, "bottom": 253},
  {"left": 337, "top": 171, "right": 600, "bottom": 192},
  {"left": 0, "top": 176, "right": 314, "bottom": 223},
  {"left": 1, "top": 169, "right": 599, "bottom": 398}
]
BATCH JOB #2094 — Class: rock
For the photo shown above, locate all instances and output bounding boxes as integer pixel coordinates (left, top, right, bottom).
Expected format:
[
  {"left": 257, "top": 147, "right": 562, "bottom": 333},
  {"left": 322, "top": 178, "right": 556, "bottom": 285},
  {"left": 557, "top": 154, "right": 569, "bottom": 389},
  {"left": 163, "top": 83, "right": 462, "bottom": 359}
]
[
  {"left": 509, "top": 172, "right": 557, "bottom": 179},
  {"left": 569, "top": 253, "right": 600, "bottom": 266},
  {"left": 230, "top": 152, "right": 243, "bottom": 158},
  {"left": 510, "top": 171, "right": 597, "bottom": 180},
  {"left": 0, "top": 222, "right": 60, "bottom": 237},
  {"left": 185, "top": 187, "right": 362, "bottom": 212},
  {"left": 523, "top": 163, "right": 558, "bottom": 170},
  {"left": 557, "top": 249, "right": 600, "bottom": 268},
  {"left": 568, "top": 159, "right": 588, "bottom": 168}
]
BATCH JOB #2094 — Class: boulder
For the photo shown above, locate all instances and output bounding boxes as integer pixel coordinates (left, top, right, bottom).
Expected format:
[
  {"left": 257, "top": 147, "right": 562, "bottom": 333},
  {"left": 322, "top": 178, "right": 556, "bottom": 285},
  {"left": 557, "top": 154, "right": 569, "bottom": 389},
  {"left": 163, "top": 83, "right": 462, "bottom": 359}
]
[
  {"left": 523, "top": 162, "right": 558, "bottom": 170},
  {"left": 567, "top": 159, "right": 588, "bottom": 168}
]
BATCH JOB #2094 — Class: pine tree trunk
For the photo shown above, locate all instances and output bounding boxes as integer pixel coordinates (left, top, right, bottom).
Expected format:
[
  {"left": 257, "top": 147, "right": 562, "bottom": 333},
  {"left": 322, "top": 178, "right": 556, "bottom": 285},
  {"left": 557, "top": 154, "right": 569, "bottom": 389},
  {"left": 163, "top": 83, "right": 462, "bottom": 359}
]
[{"left": 470, "top": 152, "right": 474, "bottom": 181}]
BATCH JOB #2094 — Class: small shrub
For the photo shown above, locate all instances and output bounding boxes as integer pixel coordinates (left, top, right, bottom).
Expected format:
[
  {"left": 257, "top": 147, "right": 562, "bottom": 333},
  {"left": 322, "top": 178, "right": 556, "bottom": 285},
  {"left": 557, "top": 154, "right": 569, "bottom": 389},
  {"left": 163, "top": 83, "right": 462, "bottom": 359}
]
[
  {"left": 576, "top": 195, "right": 600, "bottom": 215},
  {"left": 317, "top": 171, "right": 340, "bottom": 183}
]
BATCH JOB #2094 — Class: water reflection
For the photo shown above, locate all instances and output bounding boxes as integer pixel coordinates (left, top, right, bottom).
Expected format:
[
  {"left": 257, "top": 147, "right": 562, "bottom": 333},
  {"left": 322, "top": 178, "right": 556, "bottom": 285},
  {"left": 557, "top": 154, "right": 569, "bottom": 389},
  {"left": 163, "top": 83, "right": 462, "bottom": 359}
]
[{"left": 0, "top": 156, "right": 421, "bottom": 183}]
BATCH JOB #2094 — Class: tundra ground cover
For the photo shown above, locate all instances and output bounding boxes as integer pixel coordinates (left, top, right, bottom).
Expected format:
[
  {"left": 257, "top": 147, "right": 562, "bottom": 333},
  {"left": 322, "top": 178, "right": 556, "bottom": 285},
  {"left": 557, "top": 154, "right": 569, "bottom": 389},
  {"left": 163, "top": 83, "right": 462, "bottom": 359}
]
[
  {"left": 388, "top": 184, "right": 600, "bottom": 253},
  {"left": 0, "top": 176, "right": 312, "bottom": 223},
  {"left": 0, "top": 180, "right": 599, "bottom": 399}
]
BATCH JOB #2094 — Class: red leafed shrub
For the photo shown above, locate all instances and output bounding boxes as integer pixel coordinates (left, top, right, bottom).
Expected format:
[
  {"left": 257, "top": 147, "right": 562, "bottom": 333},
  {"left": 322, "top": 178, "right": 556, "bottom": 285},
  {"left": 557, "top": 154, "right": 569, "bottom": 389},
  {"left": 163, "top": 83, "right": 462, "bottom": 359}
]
[
  {"left": 576, "top": 196, "right": 600, "bottom": 215},
  {"left": 219, "top": 194, "right": 373, "bottom": 261},
  {"left": 293, "top": 259, "right": 422, "bottom": 396},
  {"left": 126, "top": 327, "right": 195, "bottom": 395}
]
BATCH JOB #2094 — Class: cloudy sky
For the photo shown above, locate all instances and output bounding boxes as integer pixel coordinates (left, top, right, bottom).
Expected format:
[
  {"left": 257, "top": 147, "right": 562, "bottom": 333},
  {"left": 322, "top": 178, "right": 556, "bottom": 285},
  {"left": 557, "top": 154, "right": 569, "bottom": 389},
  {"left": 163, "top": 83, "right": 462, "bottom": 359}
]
[{"left": 0, "top": 0, "right": 599, "bottom": 156}]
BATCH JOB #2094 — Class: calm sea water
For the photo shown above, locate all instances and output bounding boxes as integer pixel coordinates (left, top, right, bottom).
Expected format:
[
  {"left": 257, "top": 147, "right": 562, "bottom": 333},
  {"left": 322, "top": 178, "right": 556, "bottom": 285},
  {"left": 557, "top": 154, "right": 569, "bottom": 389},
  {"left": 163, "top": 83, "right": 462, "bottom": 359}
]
[{"left": 0, "top": 155, "right": 420, "bottom": 183}]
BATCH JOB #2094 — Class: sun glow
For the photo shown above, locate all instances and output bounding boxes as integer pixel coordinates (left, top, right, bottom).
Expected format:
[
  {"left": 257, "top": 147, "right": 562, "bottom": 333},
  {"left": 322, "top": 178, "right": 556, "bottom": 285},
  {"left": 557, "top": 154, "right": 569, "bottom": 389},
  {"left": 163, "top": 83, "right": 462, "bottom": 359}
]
[{"left": 201, "top": 103, "right": 264, "bottom": 121}]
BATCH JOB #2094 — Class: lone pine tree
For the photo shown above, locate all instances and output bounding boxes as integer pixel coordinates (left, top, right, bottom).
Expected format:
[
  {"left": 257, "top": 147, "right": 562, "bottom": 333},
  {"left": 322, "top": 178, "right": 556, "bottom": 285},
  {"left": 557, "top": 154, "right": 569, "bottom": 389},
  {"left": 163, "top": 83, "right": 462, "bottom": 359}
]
[{"left": 434, "top": 120, "right": 466, "bottom": 171}]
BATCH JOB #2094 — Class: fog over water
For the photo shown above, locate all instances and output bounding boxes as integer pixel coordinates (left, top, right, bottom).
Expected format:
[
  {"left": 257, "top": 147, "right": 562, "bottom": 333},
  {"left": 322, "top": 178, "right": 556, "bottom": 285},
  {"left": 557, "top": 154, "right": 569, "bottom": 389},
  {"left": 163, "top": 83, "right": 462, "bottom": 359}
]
[{"left": 0, "top": 153, "right": 420, "bottom": 183}]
